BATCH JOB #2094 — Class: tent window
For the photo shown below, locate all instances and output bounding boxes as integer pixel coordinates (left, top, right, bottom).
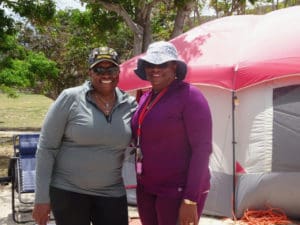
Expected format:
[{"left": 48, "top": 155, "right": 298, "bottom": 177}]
[{"left": 272, "top": 84, "right": 300, "bottom": 172}]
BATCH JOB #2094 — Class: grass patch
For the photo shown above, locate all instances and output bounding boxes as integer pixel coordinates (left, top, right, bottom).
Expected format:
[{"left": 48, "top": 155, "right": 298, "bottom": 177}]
[
  {"left": 0, "top": 93, "right": 53, "bottom": 129},
  {"left": 0, "top": 93, "right": 53, "bottom": 177}
]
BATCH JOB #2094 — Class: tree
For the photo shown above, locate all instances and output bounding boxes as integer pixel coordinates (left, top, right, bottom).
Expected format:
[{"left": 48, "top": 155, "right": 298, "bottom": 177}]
[
  {"left": 5, "top": 0, "right": 207, "bottom": 98},
  {"left": 209, "top": 0, "right": 300, "bottom": 17},
  {"left": 1, "top": 0, "right": 206, "bottom": 98},
  {"left": 1, "top": 0, "right": 56, "bottom": 24},
  {"left": 0, "top": 0, "right": 58, "bottom": 96},
  {"left": 18, "top": 8, "right": 133, "bottom": 98},
  {"left": 81, "top": 0, "right": 202, "bottom": 54},
  {"left": 0, "top": 34, "right": 59, "bottom": 97}
]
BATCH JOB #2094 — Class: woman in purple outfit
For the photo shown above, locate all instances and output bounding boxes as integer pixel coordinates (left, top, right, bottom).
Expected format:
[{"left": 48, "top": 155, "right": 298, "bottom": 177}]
[{"left": 131, "top": 41, "right": 213, "bottom": 225}]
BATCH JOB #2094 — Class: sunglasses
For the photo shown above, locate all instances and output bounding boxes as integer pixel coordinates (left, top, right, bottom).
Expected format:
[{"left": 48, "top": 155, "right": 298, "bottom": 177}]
[
  {"left": 144, "top": 62, "right": 170, "bottom": 69},
  {"left": 92, "top": 66, "right": 119, "bottom": 76}
]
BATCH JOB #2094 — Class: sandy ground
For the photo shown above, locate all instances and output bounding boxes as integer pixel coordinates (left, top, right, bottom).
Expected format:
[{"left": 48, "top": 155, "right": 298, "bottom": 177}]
[{"left": 0, "top": 184, "right": 232, "bottom": 225}]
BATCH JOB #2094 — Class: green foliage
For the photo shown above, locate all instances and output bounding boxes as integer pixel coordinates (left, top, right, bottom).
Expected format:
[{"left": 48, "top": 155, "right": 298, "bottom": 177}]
[
  {"left": 17, "top": 6, "right": 135, "bottom": 98},
  {"left": 67, "top": 9, "right": 91, "bottom": 27},
  {"left": 151, "top": 2, "right": 176, "bottom": 40},
  {"left": 0, "top": 9, "right": 15, "bottom": 39},
  {"left": 209, "top": 0, "right": 232, "bottom": 15},
  {"left": 5, "top": 0, "right": 56, "bottom": 25},
  {"left": 0, "top": 0, "right": 58, "bottom": 97},
  {"left": 0, "top": 32, "right": 59, "bottom": 95},
  {"left": 18, "top": 9, "right": 99, "bottom": 97},
  {"left": 87, "top": 4, "right": 123, "bottom": 31},
  {"left": 0, "top": 52, "right": 58, "bottom": 86},
  {"left": 174, "top": 0, "right": 191, "bottom": 8},
  {"left": 0, "top": 34, "right": 17, "bottom": 53},
  {"left": 27, "top": 51, "right": 59, "bottom": 81},
  {"left": 0, "top": 60, "right": 31, "bottom": 87}
]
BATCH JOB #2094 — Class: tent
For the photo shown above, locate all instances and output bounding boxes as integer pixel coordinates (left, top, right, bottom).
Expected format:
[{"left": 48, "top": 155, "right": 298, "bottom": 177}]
[{"left": 119, "top": 6, "right": 300, "bottom": 219}]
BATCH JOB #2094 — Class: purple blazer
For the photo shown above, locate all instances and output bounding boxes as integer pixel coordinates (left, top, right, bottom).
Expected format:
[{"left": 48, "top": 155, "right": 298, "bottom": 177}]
[{"left": 131, "top": 80, "right": 212, "bottom": 203}]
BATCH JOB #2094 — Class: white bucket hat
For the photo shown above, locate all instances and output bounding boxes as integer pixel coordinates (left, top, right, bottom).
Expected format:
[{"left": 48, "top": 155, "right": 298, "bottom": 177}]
[{"left": 134, "top": 41, "right": 187, "bottom": 80}]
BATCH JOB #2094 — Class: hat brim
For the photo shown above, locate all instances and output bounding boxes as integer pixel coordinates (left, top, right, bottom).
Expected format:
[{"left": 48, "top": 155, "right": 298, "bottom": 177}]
[
  {"left": 134, "top": 58, "right": 187, "bottom": 81},
  {"left": 90, "top": 59, "right": 119, "bottom": 68}
]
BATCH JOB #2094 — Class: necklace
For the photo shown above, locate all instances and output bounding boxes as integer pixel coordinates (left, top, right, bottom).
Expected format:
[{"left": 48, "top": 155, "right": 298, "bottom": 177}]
[{"left": 94, "top": 92, "right": 116, "bottom": 115}]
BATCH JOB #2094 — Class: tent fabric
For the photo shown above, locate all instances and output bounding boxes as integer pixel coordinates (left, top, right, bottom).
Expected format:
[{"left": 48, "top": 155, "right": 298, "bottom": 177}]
[
  {"left": 203, "top": 77, "right": 300, "bottom": 218},
  {"left": 273, "top": 85, "right": 300, "bottom": 172},
  {"left": 122, "top": 147, "right": 137, "bottom": 205}
]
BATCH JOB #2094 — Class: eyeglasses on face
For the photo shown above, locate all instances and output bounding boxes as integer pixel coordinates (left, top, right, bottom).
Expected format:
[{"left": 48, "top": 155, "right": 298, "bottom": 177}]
[
  {"left": 144, "top": 62, "right": 170, "bottom": 69},
  {"left": 92, "top": 66, "right": 119, "bottom": 76}
]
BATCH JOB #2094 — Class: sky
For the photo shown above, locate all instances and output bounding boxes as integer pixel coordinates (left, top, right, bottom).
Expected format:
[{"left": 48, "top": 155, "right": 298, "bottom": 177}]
[{"left": 55, "top": 0, "right": 85, "bottom": 11}]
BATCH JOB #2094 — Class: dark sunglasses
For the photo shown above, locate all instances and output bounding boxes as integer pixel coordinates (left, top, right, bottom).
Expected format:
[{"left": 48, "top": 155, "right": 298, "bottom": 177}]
[
  {"left": 92, "top": 66, "right": 119, "bottom": 76},
  {"left": 144, "top": 62, "right": 170, "bottom": 69}
]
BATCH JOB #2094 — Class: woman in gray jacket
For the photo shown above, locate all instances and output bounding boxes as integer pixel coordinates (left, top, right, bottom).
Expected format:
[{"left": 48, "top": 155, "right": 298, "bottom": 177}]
[{"left": 32, "top": 47, "right": 137, "bottom": 225}]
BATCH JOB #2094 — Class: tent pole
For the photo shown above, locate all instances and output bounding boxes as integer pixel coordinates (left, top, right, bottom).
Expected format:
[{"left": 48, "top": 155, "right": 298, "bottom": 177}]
[{"left": 231, "top": 91, "right": 237, "bottom": 217}]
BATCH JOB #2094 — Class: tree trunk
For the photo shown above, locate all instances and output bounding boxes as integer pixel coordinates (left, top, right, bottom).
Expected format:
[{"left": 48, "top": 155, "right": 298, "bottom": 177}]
[
  {"left": 97, "top": 1, "right": 144, "bottom": 55},
  {"left": 171, "top": 0, "right": 195, "bottom": 38}
]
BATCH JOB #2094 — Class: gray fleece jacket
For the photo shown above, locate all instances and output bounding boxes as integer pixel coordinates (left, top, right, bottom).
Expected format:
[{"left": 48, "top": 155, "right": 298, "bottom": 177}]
[{"left": 35, "top": 81, "right": 137, "bottom": 203}]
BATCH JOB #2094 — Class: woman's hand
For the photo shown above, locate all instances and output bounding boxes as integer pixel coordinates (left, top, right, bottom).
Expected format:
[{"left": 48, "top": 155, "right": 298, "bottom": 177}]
[
  {"left": 179, "top": 200, "right": 198, "bottom": 225},
  {"left": 32, "top": 203, "right": 51, "bottom": 225}
]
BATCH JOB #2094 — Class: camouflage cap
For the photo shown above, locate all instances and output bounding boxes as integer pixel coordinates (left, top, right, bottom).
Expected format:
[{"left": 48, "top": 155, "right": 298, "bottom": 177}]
[{"left": 88, "top": 47, "right": 120, "bottom": 68}]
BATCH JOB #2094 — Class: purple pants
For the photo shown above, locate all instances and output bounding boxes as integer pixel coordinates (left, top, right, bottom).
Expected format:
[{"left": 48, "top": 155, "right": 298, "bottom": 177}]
[{"left": 137, "top": 185, "right": 208, "bottom": 225}]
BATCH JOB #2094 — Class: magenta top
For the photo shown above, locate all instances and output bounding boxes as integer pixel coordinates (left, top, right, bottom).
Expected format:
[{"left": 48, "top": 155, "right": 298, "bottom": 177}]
[{"left": 131, "top": 80, "right": 212, "bottom": 202}]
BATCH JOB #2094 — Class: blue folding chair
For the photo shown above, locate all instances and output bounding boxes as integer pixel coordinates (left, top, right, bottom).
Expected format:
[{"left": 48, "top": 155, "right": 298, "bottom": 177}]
[{"left": 11, "top": 133, "right": 39, "bottom": 223}]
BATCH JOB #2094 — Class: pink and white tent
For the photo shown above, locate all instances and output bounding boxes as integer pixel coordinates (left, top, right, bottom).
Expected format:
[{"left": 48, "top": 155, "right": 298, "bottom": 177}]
[
  {"left": 119, "top": 6, "right": 300, "bottom": 92},
  {"left": 120, "top": 6, "right": 300, "bottom": 219}
]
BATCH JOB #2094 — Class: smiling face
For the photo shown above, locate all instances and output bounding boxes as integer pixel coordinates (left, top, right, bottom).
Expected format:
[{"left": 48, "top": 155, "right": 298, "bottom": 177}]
[
  {"left": 144, "top": 61, "right": 177, "bottom": 92},
  {"left": 89, "top": 61, "right": 120, "bottom": 95}
]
